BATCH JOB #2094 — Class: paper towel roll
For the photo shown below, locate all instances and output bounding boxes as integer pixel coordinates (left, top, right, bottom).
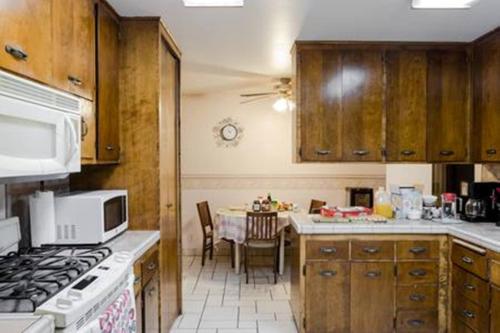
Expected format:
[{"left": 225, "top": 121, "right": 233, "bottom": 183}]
[{"left": 29, "top": 191, "right": 56, "bottom": 247}]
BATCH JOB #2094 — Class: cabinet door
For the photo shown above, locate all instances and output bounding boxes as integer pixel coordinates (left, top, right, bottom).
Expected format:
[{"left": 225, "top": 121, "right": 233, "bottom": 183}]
[
  {"left": 492, "top": 286, "right": 500, "bottom": 333},
  {"left": 386, "top": 50, "right": 427, "bottom": 162},
  {"left": 473, "top": 33, "right": 500, "bottom": 162},
  {"left": 0, "top": 0, "right": 52, "bottom": 83},
  {"left": 135, "top": 291, "right": 143, "bottom": 333},
  {"left": 143, "top": 273, "right": 160, "bottom": 333},
  {"left": 305, "top": 262, "right": 350, "bottom": 333},
  {"left": 351, "top": 262, "right": 395, "bottom": 333},
  {"left": 341, "top": 50, "right": 384, "bottom": 161},
  {"left": 427, "top": 50, "right": 469, "bottom": 162},
  {"left": 52, "top": 0, "right": 95, "bottom": 100},
  {"left": 96, "top": 1, "right": 120, "bottom": 162},
  {"left": 298, "top": 49, "right": 342, "bottom": 161}
]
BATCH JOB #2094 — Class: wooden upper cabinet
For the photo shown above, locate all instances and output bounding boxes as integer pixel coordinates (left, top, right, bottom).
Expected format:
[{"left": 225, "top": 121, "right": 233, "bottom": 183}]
[
  {"left": 298, "top": 49, "right": 342, "bottom": 161},
  {"left": 52, "top": 0, "right": 95, "bottom": 100},
  {"left": 0, "top": 0, "right": 52, "bottom": 83},
  {"left": 473, "top": 29, "right": 500, "bottom": 163},
  {"left": 386, "top": 50, "right": 428, "bottom": 162},
  {"left": 96, "top": 1, "right": 120, "bottom": 162},
  {"left": 426, "top": 50, "right": 470, "bottom": 162},
  {"left": 341, "top": 50, "right": 384, "bottom": 161}
]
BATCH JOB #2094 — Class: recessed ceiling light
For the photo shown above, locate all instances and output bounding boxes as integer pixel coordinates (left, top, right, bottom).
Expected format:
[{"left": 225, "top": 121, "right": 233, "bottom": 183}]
[
  {"left": 182, "top": 0, "right": 244, "bottom": 7},
  {"left": 411, "top": 0, "right": 479, "bottom": 9}
]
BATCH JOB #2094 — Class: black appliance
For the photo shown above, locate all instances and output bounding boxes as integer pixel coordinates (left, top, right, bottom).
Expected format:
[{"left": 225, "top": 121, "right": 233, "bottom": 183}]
[{"left": 462, "top": 182, "right": 500, "bottom": 223}]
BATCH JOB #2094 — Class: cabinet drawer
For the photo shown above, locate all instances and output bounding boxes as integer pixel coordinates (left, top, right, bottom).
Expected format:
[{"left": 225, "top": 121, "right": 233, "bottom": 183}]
[
  {"left": 133, "top": 260, "right": 142, "bottom": 295},
  {"left": 453, "top": 292, "right": 489, "bottom": 333},
  {"left": 397, "top": 241, "right": 439, "bottom": 260},
  {"left": 452, "top": 320, "right": 477, "bottom": 333},
  {"left": 305, "top": 240, "right": 349, "bottom": 260},
  {"left": 397, "top": 285, "right": 438, "bottom": 310},
  {"left": 142, "top": 249, "right": 159, "bottom": 285},
  {"left": 351, "top": 241, "right": 394, "bottom": 260},
  {"left": 452, "top": 265, "right": 489, "bottom": 307},
  {"left": 490, "top": 259, "right": 500, "bottom": 286},
  {"left": 397, "top": 262, "right": 438, "bottom": 285},
  {"left": 396, "top": 310, "right": 437, "bottom": 333},
  {"left": 452, "top": 241, "right": 488, "bottom": 279}
]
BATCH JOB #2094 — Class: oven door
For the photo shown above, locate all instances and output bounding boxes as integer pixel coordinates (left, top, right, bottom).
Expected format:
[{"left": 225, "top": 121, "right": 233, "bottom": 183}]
[{"left": 102, "top": 195, "right": 128, "bottom": 242}]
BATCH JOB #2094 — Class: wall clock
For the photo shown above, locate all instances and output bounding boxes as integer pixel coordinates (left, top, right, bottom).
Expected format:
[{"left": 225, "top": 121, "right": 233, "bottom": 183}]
[{"left": 213, "top": 118, "right": 244, "bottom": 147}]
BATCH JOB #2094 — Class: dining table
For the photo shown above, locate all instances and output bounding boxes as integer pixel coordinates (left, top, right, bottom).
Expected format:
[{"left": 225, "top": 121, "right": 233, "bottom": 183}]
[{"left": 215, "top": 207, "right": 295, "bottom": 275}]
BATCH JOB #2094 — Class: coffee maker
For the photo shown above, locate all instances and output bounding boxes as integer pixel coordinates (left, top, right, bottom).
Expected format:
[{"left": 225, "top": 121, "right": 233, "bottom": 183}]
[{"left": 463, "top": 182, "right": 500, "bottom": 223}]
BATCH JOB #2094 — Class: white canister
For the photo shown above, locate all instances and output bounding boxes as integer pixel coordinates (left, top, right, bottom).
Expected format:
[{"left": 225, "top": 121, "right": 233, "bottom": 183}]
[{"left": 29, "top": 191, "right": 56, "bottom": 247}]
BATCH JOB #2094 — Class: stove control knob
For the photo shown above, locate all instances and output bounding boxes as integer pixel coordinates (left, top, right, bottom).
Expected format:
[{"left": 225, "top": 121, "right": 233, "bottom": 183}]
[
  {"left": 67, "top": 289, "right": 83, "bottom": 301},
  {"left": 56, "top": 297, "right": 73, "bottom": 310}
]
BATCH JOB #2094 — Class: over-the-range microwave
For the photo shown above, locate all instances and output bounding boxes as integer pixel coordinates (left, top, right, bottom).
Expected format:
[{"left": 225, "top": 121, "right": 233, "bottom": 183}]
[{"left": 54, "top": 190, "right": 128, "bottom": 244}]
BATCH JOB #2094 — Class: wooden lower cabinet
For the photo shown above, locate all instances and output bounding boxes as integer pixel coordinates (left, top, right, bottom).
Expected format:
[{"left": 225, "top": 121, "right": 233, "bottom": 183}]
[
  {"left": 396, "top": 310, "right": 438, "bottom": 333},
  {"left": 491, "top": 286, "right": 500, "bottom": 333},
  {"left": 351, "top": 262, "right": 395, "bottom": 333},
  {"left": 305, "top": 262, "right": 350, "bottom": 332},
  {"left": 144, "top": 273, "right": 160, "bottom": 333}
]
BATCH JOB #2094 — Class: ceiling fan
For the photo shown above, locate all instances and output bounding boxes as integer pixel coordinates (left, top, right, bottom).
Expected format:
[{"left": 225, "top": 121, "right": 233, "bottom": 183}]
[{"left": 240, "top": 78, "right": 294, "bottom": 112}]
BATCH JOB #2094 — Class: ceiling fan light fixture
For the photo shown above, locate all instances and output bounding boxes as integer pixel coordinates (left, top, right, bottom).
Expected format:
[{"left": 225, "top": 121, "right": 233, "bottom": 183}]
[
  {"left": 273, "top": 97, "right": 293, "bottom": 113},
  {"left": 411, "top": 0, "right": 479, "bottom": 9},
  {"left": 183, "top": 0, "right": 244, "bottom": 7}
]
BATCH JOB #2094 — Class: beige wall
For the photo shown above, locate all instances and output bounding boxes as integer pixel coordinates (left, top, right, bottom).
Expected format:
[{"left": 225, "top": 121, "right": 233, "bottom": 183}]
[{"left": 181, "top": 90, "right": 386, "bottom": 255}]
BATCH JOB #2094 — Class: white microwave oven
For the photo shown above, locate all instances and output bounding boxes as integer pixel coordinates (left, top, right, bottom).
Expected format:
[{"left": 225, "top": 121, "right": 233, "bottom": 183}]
[
  {"left": 54, "top": 190, "right": 128, "bottom": 244},
  {"left": 0, "top": 70, "right": 81, "bottom": 181}
]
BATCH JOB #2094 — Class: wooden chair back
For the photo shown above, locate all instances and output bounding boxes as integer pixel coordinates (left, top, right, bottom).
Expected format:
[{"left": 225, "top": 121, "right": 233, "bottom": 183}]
[
  {"left": 309, "top": 199, "right": 326, "bottom": 214},
  {"left": 196, "top": 201, "right": 213, "bottom": 236},
  {"left": 245, "top": 212, "right": 278, "bottom": 242}
]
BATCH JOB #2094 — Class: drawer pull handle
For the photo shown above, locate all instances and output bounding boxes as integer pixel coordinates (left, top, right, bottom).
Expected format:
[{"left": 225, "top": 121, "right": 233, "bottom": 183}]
[
  {"left": 365, "top": 271, "right": 381, "bottom": 278},
  {"left": 319, "top": 247, "right": 337, "bottom": 254},
  {"left": 134, "top": 276, "right": 141, "bottom": 285},
  {"left": 461, "top": 256, "right": 474, "bottom": 264},
  {"left": 409, "top": 247, "right": 427, "bottom": 254},
  {"left": 462, "top": 309, "right": 475, "bottom": 319},
  {"left": 439, "top": 150, "right": 454, "bottom": 156},
  {"left": 68, "top": 75, "right": 83, "bottom": 86},
  {"left": 315, "top": 149, "right": 331, "bottom": 156},
  {"left": 486, "top": 148, "right": 497, "bottom": 155},
  {"left": 409, "top": 269, "right": 427, "bottom": 277},
  {"left": 408, "top": 319, "right": 425, "bottom": 327},
  {"left": 106, "top": 145, "right": 115, "bottom": 151},
  {"left": 401, "top": 149, "right": 416, "bottom": 156},
  {"left": 319, "top": 270, "right": 337, "bottom": 277},
  {"left": 147, "top": 263, "right": 157, "bottom": 271},
  {"left": 5, "top": 44, "right": 28, "bottom": 60},
  {"left": 363, "top": 247, "right": 380, "bottom": 254},
  {"left": 409, "top": 294, "right": 425, "bottom": 302},
  {"left": 464, "top": 283, "right": 476, "bottom": 291},
  {"left": 353, "top": 149, "right": 369, "bottom": 156},
  {"left": 81, "top": 118, "right": 89, "bottom": 139}
]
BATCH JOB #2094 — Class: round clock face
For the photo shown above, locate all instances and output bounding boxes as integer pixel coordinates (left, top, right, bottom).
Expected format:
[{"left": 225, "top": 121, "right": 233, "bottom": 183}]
[{"left": 220, "top": 124, "right": 238, "bottom": 141}]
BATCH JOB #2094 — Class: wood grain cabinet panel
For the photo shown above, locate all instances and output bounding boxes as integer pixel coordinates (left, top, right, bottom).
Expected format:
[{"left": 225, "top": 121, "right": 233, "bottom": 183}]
[
  {"left": 305, "top": 262, "right": 350, "bottom": 333},
  {"left": 491, "top": 286, "right": 500, "bottom": 333},
  {"left": 452, "top": 292, "right": 489, "bottom": 333},
  {"left": 0, "top": 0, "right": 52, "bottom": 84},
  {"left": 426, "top": 50, "right": 469, "bottom": 162},
  {"left": 397, "top": 240, "right": 439, "bottom": 260},
  {"left": 305, "top": 240, "right": 349, "bottom": 260},
  {"left": 80, "top": 99, "right": 97, "bottom": 163},
  {"left": 452, "top": 265, "right": 489, "bottom": 306},
  {"left": 351, "top": 262, "right": 394, "bottom": 333},
  {"left": 51, "top": 0, "right": 95, "bottom": 100},
  {"left": 385, "top": 50, "right": 427, "bottom": 162},
  {"left": 351, "top": 240, "right": 394, "bottom": 260},
  {"left": 397, "top": 285, "right": 438, "bottom": 310},
  {"left": 96, "top": 1, "right": 120, "bottom": 162},
  {"left": 397, "top": 262, "right": 438, "bottom": 285},
  {"left": 473, "top": 29, "right": 500, "bottom": 162},
  {"left": 396, "top": 310, "right": 438, "bottom": 333},
  {"left": 451, "top": 242, "right": 488, "bottom": 279},
  {"left": 340, "top": 50, "right": 384, "bottom": 162},
  {"left": 297, "top": 49, "right": 342, "bottom": 161}
]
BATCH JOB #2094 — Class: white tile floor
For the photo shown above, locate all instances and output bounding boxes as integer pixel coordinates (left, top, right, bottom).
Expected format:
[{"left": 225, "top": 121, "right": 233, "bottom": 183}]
[{"left": 170, "top": 256, "right": 298, "bottom": 333}]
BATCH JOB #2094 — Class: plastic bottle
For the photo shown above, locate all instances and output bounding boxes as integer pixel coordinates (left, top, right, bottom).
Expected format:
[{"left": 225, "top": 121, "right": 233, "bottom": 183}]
[{"left": 374, "top": 187, "right": 393, "bottom": 219}]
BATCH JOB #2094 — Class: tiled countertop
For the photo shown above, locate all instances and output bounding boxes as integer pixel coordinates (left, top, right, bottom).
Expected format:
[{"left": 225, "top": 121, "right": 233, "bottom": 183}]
[
  {"left": 290, "top": 212, "right": 500, "bottom": 253},
  {"left": 106, "top": 230, "right": 160, "bottom": 261}
]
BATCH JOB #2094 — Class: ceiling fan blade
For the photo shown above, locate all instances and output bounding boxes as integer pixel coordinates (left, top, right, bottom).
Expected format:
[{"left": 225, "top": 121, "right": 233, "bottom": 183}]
[
  {"left": 240, "top": 92, "right": 277, "bottom": 97},
  {"left": 240, "top": 95, "right": 274, "bottom": 104}
]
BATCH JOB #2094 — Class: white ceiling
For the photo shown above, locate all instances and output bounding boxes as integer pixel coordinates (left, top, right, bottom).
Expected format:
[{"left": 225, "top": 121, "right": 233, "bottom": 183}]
[{"left": 109, "top": 0, "right": 500, "bottom": 94}]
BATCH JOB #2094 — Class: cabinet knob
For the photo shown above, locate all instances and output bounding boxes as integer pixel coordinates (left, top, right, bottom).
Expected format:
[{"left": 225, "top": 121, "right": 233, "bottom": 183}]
[
  {"left": 461, "top": 256, "right": 474, "bottom": 264},
  {"left": 407, "top": 319, "right": 425, "bottom": 327},
  {"left": 362, "top": 246, "right": 380, "bottom": 254},
  {"left": 409, "top": 269, "right": 427, "bottom": 277},
  {"left": 439, "top": 150, "right": 454, "bottom": 156},
  {"left": 365, "top": 271, "right": 381, "bottom": 278},
  {"left": 486, "top": 148, "right": 497, "bottom": 155},
  {"left": 401, "top": 149, "right": 416, "bottom": 156},
  {"left": 319, "top": 270, "right": 337, "bottom": 277},
  {"left": 353, "top": 149, "right": 369, "bottom": 156},
  {"left": 319, "top": 247, "right": 337, "bottom": 254},
  {"left": 463, "top": 283, "right": 476, "bottom": 291},
  {"left": 409, "top": 247, "right": 427, "bottom": 255},
  {"left": 409, "top": 294, "right": 425, "bottom": 302},
  {"left": 68, "top": 75, "right": 83, "bottom": 86},
  {"left": 147, "top": 263, "right": 157, "bottom": 271},
  {"left": 5, "top": 44, "right": 28, "bottom": 60},
  {"left": 462, "top": 309, "right": 475, "bottom": 319},
  {"left": 315, "top": 149, "right": 331, "bottom": 156},
  {"left": 106, "top": 145, "right": 115, "bottom": 151}
]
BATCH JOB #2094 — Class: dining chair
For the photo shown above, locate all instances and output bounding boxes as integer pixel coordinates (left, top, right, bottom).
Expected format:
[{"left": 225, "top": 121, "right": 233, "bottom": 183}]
[
  {"left": 309, "top": 199, "right": 327, "bottom": 214},
  {"left": 196, "top": 201, "right": 235, "bottom": 267},
  {"left": 244, "top": 211, "right": 280, "bottom": 284}
]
